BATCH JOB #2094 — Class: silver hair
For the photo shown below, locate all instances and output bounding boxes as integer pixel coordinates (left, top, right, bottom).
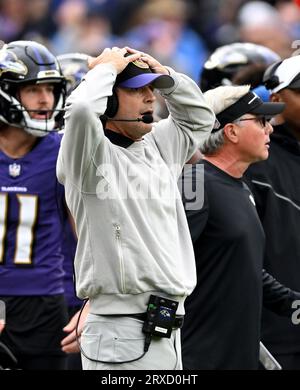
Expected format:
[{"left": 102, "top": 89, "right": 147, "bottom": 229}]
[
  {"left": 200, "top": 128, "right": 225, "bottom": 155},
  {"left": 200, "top": 85, "right": 253, "bottom": 155}
]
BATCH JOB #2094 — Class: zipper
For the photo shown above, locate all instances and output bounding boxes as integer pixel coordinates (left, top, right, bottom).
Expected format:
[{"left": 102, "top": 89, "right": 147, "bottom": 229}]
[{"left": 115, "top": 224, "right": 126, "bottom": 293}]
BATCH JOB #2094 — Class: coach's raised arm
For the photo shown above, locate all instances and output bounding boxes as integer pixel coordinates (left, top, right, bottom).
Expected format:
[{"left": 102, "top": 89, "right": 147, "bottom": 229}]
[{"left": 57, "top": 45, "right": 214, "bottom": 370}]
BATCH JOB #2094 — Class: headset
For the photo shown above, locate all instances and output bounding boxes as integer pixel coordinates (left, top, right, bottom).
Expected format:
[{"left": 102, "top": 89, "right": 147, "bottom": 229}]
[
  {"left": 104, "top": 52, "right": 130, "bottom": 119},
  {"left": 105, "top": 89, "right": 119, "bottom": 118}
]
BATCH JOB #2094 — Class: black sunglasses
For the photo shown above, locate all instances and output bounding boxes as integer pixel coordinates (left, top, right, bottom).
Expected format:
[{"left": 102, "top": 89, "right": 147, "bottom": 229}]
[{"left": 238, "top": 116, "right": 271, "bottom": 128}]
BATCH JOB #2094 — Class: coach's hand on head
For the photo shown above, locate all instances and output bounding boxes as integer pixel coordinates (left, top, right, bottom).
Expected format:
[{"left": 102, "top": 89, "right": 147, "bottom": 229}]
[
  {"left": 125, "top": 46, "right": 170, "bottom": 76},
  {"left": 87, "top": 47, "right": 142, "bottom": 74}
]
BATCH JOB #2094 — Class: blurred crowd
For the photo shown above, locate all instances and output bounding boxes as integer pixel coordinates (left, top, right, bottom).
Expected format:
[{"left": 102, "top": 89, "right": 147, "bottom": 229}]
[{"left": 1, "top": 0, "right": 300, "bottom": 83}]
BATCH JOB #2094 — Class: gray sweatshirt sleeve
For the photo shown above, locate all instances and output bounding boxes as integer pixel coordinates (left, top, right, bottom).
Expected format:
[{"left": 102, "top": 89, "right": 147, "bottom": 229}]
[
  {"left": 151, "top": 68, "right": 215, "bottom": 174},
  {"left": 57, "top": 63, "right": 117, "bottom": 187}
]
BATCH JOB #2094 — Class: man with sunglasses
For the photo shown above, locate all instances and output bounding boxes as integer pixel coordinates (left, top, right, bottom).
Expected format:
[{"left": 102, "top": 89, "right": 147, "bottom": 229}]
[
  {"left": 245, "top": 55, "right": 300, "bottom": 369},
  {"left": 180, "top": 85, "right": 300, "bottom": 369}
]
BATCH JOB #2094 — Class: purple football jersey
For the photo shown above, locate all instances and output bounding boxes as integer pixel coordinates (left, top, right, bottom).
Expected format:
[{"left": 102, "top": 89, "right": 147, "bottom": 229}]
[
  {"left": 62, "top": 219, "right": 82, "bottom": 307},
  {"left": 0, "top": 133, "right": 66, "bottom": 295}
]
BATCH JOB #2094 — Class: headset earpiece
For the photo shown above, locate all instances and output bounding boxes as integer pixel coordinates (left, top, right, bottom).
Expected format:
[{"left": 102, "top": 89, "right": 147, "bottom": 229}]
[{"left": 104, "top": 89, "right": 119, "bottom": 118}]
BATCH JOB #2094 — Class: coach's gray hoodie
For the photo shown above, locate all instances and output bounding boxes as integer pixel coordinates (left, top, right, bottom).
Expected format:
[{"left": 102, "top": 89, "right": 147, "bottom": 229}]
[{"left": 57, "top": 63, "right": 214, "bottom": 315}]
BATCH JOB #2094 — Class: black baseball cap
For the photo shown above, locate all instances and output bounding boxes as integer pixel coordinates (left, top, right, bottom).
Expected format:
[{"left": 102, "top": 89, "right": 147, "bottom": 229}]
[
  {"left": 116, "top": 58, "right": 174, "bottom": 89},
  {"left": 214, "top": 91, "right": 285, "bottom": 131}
]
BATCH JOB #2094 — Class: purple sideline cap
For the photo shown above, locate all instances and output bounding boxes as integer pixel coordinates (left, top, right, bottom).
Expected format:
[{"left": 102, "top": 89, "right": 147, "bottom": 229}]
[{"left": 116, "top": 58, "right": 174, "bottom": 89}]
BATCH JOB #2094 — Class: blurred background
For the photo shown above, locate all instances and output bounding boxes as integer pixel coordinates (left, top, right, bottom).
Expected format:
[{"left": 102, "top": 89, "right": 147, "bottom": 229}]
[{"left": 1, "top": 0, "right": 300, "bottom": 83}]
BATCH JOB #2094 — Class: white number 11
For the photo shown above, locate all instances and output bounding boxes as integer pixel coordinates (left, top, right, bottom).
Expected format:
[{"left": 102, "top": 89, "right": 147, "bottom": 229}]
[{"left": 0, "top": 193, "right": 38, "bottom": 265}]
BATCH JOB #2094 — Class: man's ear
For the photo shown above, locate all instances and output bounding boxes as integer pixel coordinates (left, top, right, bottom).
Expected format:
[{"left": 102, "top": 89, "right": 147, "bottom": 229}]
[
  {"left": 223, "top": 123, "right": 239, "bottom": 144},
  {"left": 269, "top": 92, "right": 282, "bottom": 103}
]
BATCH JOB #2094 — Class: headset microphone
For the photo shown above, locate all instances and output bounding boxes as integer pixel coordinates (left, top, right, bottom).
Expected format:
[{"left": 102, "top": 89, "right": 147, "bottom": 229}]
[
  {"left": 140, "top": 114, "right": 153, "bottom": 124},
  {"left": 101, "top": 114, "right": 154, "bottom": 124}
]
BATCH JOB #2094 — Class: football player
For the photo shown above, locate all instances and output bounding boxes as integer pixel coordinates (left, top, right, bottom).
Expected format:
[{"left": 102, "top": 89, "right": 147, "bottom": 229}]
[{"left": 0, "top": 40, "right": 68, "bottom": 370}]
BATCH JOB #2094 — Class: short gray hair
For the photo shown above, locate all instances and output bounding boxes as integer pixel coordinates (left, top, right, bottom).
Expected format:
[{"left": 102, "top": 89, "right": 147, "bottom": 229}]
[
  {"left": 200, "top": 128, "right": 225, "bottom": 155},
  {"left": 200, "top": 85, "right": 252, "bottom": 155}
]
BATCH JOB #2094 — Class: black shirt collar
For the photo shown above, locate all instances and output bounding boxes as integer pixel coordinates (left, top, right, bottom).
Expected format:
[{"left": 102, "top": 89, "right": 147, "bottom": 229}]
[{"left": 104, "top": 128, "right": 135, "bottom": 148}]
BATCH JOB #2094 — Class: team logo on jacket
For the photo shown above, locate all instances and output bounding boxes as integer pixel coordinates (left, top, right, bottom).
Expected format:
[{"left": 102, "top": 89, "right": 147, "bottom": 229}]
[{"left": 9, "top": 163, "right": 21, "bottom": 177}]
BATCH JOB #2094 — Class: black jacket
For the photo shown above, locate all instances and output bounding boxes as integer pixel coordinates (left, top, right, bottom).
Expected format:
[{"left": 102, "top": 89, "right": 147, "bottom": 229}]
[
  {"left": 182, "top": 160, "right": 300, "bottom": 370},
  {"left": 245, "top": 124, "right": 300, "bottom": 355}
]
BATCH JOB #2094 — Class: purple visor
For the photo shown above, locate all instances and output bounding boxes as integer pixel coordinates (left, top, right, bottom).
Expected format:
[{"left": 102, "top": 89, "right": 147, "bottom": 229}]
[{"left": 118, "top": 73, "right": 174, "bottom": 89}]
